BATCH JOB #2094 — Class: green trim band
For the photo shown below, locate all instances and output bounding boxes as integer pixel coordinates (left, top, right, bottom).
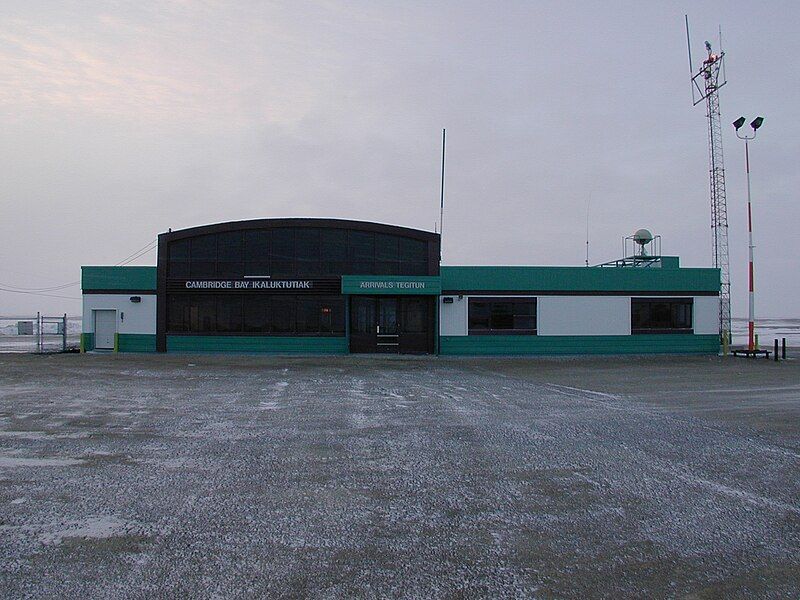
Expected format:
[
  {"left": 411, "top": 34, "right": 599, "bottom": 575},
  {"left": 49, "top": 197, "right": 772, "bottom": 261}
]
[
  {"left": 82, "top": 266, "right": 156, "bottom": 292},
  {"left": 439, "top": 334, "right": 720, "bottom": 355},
  {"left": 440, "top": 266, "right": 720, "bottom": 293},
  {"left": 166, "top": 335, "right": 348, "bottom": 354}
]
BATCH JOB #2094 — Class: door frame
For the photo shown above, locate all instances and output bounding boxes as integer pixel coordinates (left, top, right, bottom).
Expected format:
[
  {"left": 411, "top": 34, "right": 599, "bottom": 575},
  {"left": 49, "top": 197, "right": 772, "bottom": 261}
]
[
  {"left": 93, "top": 309, "right": 117, "bottom": 350},
  {"left": 348, "top": 296, "right": 434, "bottom": 354}
]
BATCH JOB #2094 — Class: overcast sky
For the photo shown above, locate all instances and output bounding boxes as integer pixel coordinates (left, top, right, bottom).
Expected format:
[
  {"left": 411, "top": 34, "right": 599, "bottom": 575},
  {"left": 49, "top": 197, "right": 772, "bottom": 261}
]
[{"left": 1, "top": 0, "right": 798, "bottom": 317}]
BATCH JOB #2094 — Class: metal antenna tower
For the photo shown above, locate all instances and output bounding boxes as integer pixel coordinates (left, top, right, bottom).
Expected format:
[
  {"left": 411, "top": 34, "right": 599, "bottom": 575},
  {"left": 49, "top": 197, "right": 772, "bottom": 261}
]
[{"left": 686, "top": 16, "right": 730, "bottom": 343}]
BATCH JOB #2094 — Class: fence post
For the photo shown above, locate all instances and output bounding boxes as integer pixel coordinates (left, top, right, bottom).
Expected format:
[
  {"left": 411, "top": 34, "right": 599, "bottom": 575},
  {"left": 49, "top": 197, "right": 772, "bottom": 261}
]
[
  {"left": 62, "top": 314, "right": 67, "bottom": 352},
  {"left": 783, "top": 338, "right": 787, "bottom": 360},
  {"left": 774, "top": 339, "right": 779, "bottom": 362},
  {"left": 36, "top": 312, "right": 41, "bottom": 353}
]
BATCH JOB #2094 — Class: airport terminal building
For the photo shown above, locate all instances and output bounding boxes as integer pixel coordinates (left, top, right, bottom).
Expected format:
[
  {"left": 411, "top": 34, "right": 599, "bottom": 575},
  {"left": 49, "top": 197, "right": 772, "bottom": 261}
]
[{"left": 81, "top": 218, "right": 721, "bottom": 355}]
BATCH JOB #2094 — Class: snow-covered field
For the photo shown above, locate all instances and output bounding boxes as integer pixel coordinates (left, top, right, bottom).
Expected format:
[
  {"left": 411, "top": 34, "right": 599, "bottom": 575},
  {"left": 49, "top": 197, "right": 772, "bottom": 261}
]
[{"left": 0, "top": 353, "right": 798, "bottom": 597}]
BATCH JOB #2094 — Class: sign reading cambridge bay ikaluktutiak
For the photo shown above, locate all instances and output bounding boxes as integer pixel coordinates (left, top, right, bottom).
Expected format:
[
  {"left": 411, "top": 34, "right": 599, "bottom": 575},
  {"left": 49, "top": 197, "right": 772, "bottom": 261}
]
[{"left": 184, "top": 280, "right": 312, "bottom": 289}]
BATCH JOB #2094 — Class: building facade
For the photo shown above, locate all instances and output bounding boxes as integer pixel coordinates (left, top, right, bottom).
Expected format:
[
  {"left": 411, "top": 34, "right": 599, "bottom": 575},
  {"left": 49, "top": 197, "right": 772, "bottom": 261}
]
[{"left": 81, "top": 218, "right": 721, "bottom": 355}]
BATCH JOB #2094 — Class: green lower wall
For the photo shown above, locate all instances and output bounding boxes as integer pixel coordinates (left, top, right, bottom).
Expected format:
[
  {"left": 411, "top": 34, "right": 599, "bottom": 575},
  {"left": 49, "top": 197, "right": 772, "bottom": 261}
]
[
  {"left": 118, "top": 334, "right": 157, "bottom": 352},
  {"left": 166, "top": 335, "right": 348, "bottom": 354},
  {"left": 84, "top": 332, "right": 718, "bottom": 355},
  {"left": 81, "top": 333, "right": 94, "bottom": 352},
  {"left": 439, "top": 334, "right": 720, "bottom": 355},
  {"left": 81, "top": 333, "right": 156, "bottom": 352}
]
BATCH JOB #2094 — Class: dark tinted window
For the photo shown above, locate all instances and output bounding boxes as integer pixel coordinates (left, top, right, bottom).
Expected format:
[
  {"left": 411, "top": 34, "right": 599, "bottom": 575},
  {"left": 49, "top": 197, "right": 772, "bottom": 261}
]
[
  {"left": 243, "top": 296, "right": 270, "bottom": 332},
  {"left": 216, "top": 296, "right": 243, "bottom": 332},
  {"left": 632, "top": 298, "right": 693, "bottom": 333},
  {"left": 169, "top": 239, "right": 191, "bottom": 278},
  {"left": 190, "top": 235, "right": 216, "bottom": 278},
  {"left": 349, "top": 231, "right": 374, "bottom": 261},
  {"left": 168, "top": 294, "right": 345, "bottom": 335},
  {"left": 271, "top": 229, "right": 294, "bottom": 260},
  {"left": 270, "top": 297, "right": 295, "bottom": 333},
  {"left": 244, "top": 229, "right": 270, "bottom": 260},
  {"left": 468, "top": 298, "right": 537, "bottom": 334},
  {"left": 167, "top": 226, "right": 435, "bottom": 278}
]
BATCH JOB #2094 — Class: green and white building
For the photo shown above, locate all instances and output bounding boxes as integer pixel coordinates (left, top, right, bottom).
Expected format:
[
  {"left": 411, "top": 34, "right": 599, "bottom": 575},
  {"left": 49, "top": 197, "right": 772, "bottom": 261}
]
[{"left": 81, "top": 218, "right": 720, "bottom": 355}]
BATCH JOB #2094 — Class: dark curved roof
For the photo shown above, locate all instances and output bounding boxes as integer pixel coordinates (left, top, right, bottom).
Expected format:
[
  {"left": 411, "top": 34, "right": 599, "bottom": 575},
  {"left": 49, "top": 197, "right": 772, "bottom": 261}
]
[{"left": 159, "top": 218, "right": 439, "bottom": 243}]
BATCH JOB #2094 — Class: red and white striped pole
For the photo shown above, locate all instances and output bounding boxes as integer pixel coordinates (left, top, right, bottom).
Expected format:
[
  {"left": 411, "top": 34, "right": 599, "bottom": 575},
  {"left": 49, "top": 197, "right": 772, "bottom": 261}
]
[{"left": 745, "top": 138, "right": 756, "bottom": 351}]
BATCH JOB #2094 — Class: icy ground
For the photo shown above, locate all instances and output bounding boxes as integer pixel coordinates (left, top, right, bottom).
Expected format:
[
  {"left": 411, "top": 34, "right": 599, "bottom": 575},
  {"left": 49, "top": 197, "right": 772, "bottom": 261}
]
[{"left": 0, "top": 353, "right": 798, "bottom": 598}]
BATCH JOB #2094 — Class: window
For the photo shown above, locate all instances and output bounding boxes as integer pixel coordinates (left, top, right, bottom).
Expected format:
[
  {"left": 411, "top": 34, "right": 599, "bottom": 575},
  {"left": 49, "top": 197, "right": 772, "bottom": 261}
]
[
  {"left": 217, "top": 232, "right": 243, "bottom": 278},
  {"left": 243, "top": 296, "right": 270, "bottom": 332},
  {"left": 631, "top": 298, "right": 693, "bottom": 334},
  {"left": 167, "top": 226, "right": 434, "bottom": 279},
  {"left": 167, "top": 294, "right": 346, "bottom": 336},
  {"left": 468, "top": 298, "right": 537, "bottom": 335},
  {"left": 169, "top": 239, "right": 190, "bottom": 278},
  {"left": 190, "top": 235, "right": 216, "bottom": 278},
  {"left": 216, "top": 296, "right": 243, "bottom": 332}
]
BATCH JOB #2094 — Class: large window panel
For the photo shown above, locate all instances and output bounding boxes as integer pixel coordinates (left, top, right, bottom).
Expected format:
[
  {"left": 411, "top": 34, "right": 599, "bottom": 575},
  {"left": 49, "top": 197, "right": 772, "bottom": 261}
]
[
  {"left": 167, "top": 295, "right": 190, "bottom": 332},
  {"left": 349, "top": 231, "right": 374, "bottom": 261},
  {"left": 296, "top": 298, "right": 320, "bottom": 333},
  {"left": 216, "top": 296, "right": 243, "bottom": 332},
  {"left": 243, "top": 296, "right": 270, "bottom": 332},
  {"left": 319, "top": 296, "right": 344, "bottom": 333},
  {"left": 190, "top": 295, "right": 217, "bottom": 332},
  {"left": 321, "top": 230, "right": 347, "bottom": 261},
  {"left": 400, "top": 237, "right": 426, "bottom": 263},
  {"left": 190, "top": 235, "right": 217, "bottom": 278},
  {"left": 632, "top": 298, "right": 693, "bottom": 334},
  {"left": 468, "top": 298, "right": 537, "bottom": 335},
  {"left": 271, "top": 297, "right": 296, "bottom": 333},
  {"left": 165, "top": 225, "right": 433, "bottom": 280},
  {"left": 272, "top": 229, "right": 295, "bottom": 260},
  {"left": 217, "top": 232, "right": 244, "bottom": 278},
  {"left": 169, "top": 239, "right": 191, "bottom": 278},
  {"left": 244, "top": 230, "right": 270, "bottom": 258}
]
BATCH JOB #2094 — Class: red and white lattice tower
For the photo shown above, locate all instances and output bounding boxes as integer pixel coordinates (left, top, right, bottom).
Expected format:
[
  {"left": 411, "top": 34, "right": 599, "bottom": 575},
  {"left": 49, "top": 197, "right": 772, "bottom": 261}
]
[{"left": 687, "top": 19, "right": 731, "bottom": 343}]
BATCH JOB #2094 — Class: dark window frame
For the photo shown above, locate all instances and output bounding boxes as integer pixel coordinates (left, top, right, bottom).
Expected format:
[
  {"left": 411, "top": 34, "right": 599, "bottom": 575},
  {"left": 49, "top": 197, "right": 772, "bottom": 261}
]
[
  {"left": 167, "top": 226, "right": 435, "bottom": 280},
  {"left": 631, "top": 298, "right": 694, "bottom": 334},
  {"left": 468, "top": 297, "right": 537, "bottom": 335},
  {"left": 166, "top": 293, "right": 346, "bottom": 337}
]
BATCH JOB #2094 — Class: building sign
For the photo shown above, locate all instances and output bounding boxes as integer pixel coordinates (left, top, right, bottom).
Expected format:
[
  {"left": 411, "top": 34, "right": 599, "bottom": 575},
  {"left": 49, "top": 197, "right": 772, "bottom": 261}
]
[
  {"left": 185, "top": 280, "right": 312, "bottom": 290},
  {"left": 358, "top": 281, "right": 427, "bottom": 290},
  {"left": 166, "top": 278, "right": 341, "bottom": 294},
  {"left": 342, "top": 275, "right": 442, "bottom": 295}
]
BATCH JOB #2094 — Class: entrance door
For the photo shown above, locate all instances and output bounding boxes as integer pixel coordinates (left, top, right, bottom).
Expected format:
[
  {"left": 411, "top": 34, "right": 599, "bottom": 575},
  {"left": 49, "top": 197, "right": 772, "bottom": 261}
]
[
  {"left": 94, "top": 310, "right": 116, "bottom": 350},
  {"left": 349, "top": 296, "right": 433, "bottom": 354},
  {"left": 376, "top": 298, "right": 399, "bottom": 353}
]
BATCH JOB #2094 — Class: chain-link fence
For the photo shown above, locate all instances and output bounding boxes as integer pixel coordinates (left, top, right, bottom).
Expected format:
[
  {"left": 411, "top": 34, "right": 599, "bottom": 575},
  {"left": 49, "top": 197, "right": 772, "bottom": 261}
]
[{"left": 0, "top": 315, "right": 81, "bottom": 353}]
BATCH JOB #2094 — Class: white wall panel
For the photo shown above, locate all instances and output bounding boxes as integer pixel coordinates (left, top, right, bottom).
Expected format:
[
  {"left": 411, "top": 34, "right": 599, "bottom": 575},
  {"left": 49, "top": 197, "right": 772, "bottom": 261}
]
[
  {"left": 82, "top": 294, "right": 156, "bottom": 334},
  {"left": 439, "top": 296, "right": 468, "bottom": 336},
  {"left": 692, "top": 296, "right": 719, "bottom": 335},
  {"left": 538, "top": 296, "right": 631, "bottom": 336}
]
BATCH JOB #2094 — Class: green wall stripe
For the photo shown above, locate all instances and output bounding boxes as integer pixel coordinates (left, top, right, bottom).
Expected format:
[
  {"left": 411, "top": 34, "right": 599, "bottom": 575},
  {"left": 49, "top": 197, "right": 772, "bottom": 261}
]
[
  {"left": 166, "top": 335, "right": 348, "bottom": 354},
  {"left": 81, "top": 333, "right": 94, "bottom": 352},
  {"left": 439, "top": 334, "right": 719, "bottom": 355},
  {"left": 82, "top": 266, "right": 157, "bottom": 291},
  {"left": 440, "top": 265, "right": 720, "bottom": 293},
  {"left": 118, "top": 334, "right": 157, "bottom": 352}
]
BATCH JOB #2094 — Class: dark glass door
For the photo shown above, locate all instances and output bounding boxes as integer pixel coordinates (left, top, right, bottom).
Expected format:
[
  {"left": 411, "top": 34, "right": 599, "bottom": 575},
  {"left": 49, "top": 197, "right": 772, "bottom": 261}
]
[
  {"left": 349, "top": 296, "right": 434, "bottom": 354},
  {"left": 376, "top": 298, "right": 399, "bottom": 353},
  {"left": 349, "top": 297, "right": 376, "bottom": 353}
]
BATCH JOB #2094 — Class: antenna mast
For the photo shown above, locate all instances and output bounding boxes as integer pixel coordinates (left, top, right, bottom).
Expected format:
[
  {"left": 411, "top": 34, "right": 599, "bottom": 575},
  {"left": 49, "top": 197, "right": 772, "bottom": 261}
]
[
  {"left": 439, "top": 128, "right": 446, "bottom": 259},
  {"left": 686, "top": 16, "right": 731, "bottom": 344}
]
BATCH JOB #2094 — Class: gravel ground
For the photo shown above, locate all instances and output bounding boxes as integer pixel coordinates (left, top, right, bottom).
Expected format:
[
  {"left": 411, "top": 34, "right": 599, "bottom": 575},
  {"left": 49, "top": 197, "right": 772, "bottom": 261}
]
[{"left": 1, "top": 352, "right": 798, "bottom": 598}]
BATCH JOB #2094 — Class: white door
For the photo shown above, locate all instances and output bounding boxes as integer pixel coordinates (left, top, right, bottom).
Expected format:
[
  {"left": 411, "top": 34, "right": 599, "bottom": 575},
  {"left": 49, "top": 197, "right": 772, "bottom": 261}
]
[{"left": 94, "top": 310, "right": 117, "bottom": 350}]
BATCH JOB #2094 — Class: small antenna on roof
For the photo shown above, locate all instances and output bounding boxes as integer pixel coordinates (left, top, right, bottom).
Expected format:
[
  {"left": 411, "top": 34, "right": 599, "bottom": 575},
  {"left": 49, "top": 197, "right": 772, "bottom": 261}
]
[{"left": 585, "top": 193, "right": 591, "bottom": 267}]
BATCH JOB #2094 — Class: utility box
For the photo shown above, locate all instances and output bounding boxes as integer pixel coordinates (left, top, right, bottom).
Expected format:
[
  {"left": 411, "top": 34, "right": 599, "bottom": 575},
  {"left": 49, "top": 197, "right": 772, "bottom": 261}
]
[{"left": 17, "top": 321, "right": 34, "bottom": 335}]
